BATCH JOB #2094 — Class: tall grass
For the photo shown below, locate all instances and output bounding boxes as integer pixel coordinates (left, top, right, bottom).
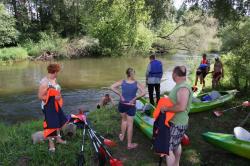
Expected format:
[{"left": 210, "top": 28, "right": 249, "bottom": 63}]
[
  {"left": 0, "top": 47, "right": 28, "bottom": 61},
  {"left": 23, "top": 33, "right": 68, "bottom": 57},
  {"left": 0, "top": 109, "right": 119, "bottom": 166}
]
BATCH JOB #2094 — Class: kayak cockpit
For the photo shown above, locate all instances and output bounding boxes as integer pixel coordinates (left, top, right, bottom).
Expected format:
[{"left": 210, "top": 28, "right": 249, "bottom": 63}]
[{"left": 234, "top": 126, "right": 250, "bottom": 142}]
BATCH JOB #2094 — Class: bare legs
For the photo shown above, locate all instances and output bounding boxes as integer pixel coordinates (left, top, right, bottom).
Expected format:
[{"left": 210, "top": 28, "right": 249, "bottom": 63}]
[
  {"left": 48, "top": 129, "right": 66, "bottom": 152},
  {"left": 119, "top": 113, "right": 137, "bottom": 149},
  {"left": 166, "top": 145, "right": 182, "bottom": 166},
  {"left": 119, "top": 113, "right": 127, "bottom": 141}
]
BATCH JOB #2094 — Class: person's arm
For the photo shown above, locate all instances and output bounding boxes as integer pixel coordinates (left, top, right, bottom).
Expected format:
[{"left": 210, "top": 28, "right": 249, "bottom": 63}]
[
  {"left": 99, "top": 97, "right": 105, "bottom": 106},
  {"left": 145, "top": 64, "right": 150, "bottom": 86},
  {"left": 110, "top": 97, "right": 115, "bottom": 106},
  {"left": 110, "top": 80, "right": 124, "bottom": 101},
  {"left": 38, "top": 81, "right": 48, "bottom": 102},
  {"left": 161, "top": 88, "right": 190, "bottom": 113},
  {"left": 129, "top": 82, "right": 146, "bottom": 104}
]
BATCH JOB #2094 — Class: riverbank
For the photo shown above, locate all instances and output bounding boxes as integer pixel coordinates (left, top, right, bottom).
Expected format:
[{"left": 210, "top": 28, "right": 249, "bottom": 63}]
[{"left": 1, "top": 94, "right": 250, "bottom": 165}]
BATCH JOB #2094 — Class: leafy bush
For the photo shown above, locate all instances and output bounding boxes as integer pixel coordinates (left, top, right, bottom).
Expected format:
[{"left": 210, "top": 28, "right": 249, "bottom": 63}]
[
  {"left": 134, "top": 23, "right": 155, "bottom": 52},
  {"left": 0, "top": 47, "right": 28, "bottom": 61},
  {"left": 23, "top": 32, "right": 68, "bottom": 57},
  {"left": 220, "top": 19, "right": 250, "bottom": 89}
]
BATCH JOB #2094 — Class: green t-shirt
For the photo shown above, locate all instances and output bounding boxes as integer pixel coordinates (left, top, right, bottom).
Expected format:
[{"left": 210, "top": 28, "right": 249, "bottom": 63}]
[{"left": 169, "top": 81, "right": 193, "bottom": 125}]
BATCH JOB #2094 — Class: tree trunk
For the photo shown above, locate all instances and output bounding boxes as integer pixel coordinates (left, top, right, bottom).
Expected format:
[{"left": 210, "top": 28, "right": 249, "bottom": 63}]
[{"left": 12, "top": 0, "right": 18, "bottom": 19}]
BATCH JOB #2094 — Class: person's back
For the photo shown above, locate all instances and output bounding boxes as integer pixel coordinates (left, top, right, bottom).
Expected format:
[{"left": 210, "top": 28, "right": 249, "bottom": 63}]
[
  {"left": 146, "top": 54, "right": 163, "bottom": 105},
  {"left": 121, "top": 80, "right": 138, "bottom": 103}
]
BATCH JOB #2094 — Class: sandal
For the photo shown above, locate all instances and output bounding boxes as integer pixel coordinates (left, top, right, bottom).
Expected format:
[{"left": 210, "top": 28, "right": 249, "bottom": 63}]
[
  {"left": 127, "top": 143, "right": 138, "bottom": 150},
  {"left": 119, "top": 133, "right": 124, "bottom": 142}
]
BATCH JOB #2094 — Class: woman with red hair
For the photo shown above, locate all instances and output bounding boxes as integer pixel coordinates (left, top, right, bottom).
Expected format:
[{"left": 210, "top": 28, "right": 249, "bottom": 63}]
[{"left": 38, "top": 64, "right": 67, "bottom": 152}]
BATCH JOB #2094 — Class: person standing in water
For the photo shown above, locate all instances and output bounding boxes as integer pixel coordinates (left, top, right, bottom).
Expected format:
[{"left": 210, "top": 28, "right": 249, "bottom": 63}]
[
  {"left": 146, "top": 54, "right": 163, "bottom": 105},
  {"left": 160, "top": 66, "right": 193, "bottom": 166},
  {"left": 97, "top": 93, "right": 115, "bottom": 109},
  {"left": 111, "top": 68, "right": 146, "bottom": 149},
  {"left": 38, "top": 64, "right": 67, "bottom": 152},
  {"left": 194, "top": 53, "right": 210, "bottom": 89},
  {"left": 212, "top": 55, "right": 224, "bottom": 88}
]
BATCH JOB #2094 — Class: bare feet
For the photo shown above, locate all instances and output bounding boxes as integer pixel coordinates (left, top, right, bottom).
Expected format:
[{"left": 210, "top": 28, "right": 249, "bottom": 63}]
[
  {"left": 127, "top": 143, "right": 138, "bottom": 150},
  {"left": 56, "top": 137, "right": 67, "bottom": 144},
  {"left": 48, "top": 139, "right": 55, "bottom": 152},
  {"left": 119, "top": 133, "right": 124, "bottom": 141}
]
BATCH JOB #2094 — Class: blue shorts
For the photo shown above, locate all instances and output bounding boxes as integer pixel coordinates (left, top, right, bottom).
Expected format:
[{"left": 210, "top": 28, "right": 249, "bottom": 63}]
[{"left": 118, "top": 103, "right": 136, "bottom": 116}]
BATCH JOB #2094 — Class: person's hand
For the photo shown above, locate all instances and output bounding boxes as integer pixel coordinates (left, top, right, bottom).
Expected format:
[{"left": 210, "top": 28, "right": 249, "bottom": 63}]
[
  {"left": 129, "top": 98, "right": 136, "bottom": 105},
  {"left": 120, "top": 96, "right": 125, "bottom": 102},
  {"left": 242, "top": 101, "right": 249, "bottom": 107},
  {"left": 55, "top": 95, "right": 61, "bottom": 101},
  {"left": 160, "top": 106, "right": 168, "bottom": 113}
]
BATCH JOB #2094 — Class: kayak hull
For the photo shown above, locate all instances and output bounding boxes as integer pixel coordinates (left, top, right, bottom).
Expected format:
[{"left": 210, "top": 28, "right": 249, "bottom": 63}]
[
  {"left": 190, "top": 90, "right": 236, "bottom": 113},
  {"left": 134, "top": 90, "right": 236, "bottom": 139},
  {"left": 202, "top": 132, "right": 250, "bottom": 159}
]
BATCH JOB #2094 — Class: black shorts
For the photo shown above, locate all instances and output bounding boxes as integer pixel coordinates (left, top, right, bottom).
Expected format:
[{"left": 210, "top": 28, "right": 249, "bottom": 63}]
[{"left": 196, "top": 69, "right": 207, "bottom": 78}]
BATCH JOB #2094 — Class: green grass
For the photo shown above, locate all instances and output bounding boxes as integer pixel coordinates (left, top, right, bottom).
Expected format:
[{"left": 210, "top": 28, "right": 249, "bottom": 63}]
[
  {"left": 0, "top": 47, "right": 28, "bottom": 62},
  {"left": 1, "top": 96, "right": 250, "bottom": 165}
]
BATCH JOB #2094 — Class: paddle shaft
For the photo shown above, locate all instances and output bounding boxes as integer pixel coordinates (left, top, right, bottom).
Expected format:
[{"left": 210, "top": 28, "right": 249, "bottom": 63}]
[
  {"left": 238, "top": 108, "right": 250, "bottom": 127},
  {"left": 222, "top": 105, "right": 242, "bottom": 113}
]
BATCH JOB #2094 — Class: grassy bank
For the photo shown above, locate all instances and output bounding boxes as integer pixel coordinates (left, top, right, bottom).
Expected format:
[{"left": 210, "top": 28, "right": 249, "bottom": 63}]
[
  {"left": 1, "top": 97, "right": 250, "bottom": 166},
  {"left": 0, "top": 47, "right": 28, "bottom": 62}
]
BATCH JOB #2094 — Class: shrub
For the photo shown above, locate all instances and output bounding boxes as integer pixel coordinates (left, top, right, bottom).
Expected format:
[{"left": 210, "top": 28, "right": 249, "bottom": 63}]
[{"left": 0, "top": 47, "right": 28, "bottom": 61}]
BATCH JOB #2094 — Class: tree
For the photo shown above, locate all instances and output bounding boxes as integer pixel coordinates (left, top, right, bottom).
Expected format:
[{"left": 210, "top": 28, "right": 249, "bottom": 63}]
[
  {"left": 0, "top": 3, "right": 18, "bottom": 47},
  {"left": 220, "top": 19, "right": 250, "bottom": 89}
]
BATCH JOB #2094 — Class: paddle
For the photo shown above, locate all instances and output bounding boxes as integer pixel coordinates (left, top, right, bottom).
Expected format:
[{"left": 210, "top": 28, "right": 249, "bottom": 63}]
[
  {"left": 213, "top": 105, "right": 242, "bottom": 117},
  {"left": 86, "top": 120, "right": 117, "bottom": 148},
  {"left": 77, "top": 123, "right": 86, "bottom": 166},
  {"left": 87, "top": 128, "right": 106, "bottom": 166},
  {"left": 92, "top": 130, "right": 117, "bottom": 147},
  {"left": 89, "top": 128, "right": 123, "bottom": 166}
]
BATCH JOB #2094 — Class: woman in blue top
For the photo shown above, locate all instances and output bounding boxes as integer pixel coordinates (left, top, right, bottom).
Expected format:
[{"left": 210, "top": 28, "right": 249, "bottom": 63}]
[{"left": 111, "top": 68, "right": 146, "bottom": 149}]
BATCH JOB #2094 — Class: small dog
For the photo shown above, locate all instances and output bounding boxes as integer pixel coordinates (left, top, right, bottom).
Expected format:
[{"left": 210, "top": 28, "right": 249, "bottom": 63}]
[
  {"left": 31, "top": 131, "right": 46, "bottom": 144},
  {"left": 62, "top": 122, "right": 77, "bottom": 138}
]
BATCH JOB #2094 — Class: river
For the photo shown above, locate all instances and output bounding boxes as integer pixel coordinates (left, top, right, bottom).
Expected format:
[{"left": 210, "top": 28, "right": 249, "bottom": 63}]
[{"left": 0, "top": 54, "right": 194, "bottom": 124}]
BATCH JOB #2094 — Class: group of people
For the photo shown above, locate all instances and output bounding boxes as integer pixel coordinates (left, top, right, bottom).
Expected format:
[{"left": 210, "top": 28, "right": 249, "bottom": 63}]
[
  {"left": 38, "top": 53, "right": 248, "bottom": 165},
  {"left": 194, "top": 53, "right": 224, "bottom": 90}
]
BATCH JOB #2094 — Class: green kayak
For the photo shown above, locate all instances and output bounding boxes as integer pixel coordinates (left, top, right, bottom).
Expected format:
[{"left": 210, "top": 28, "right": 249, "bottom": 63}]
[
  {"left": 134, "top": 90, "right": 236, "bottom": 139},
  {"left": 134, "top": 98, "right": 155, "bottom": 139},
  {"left": 202, "top": 132, "right": 250, "bottom": 159},
  {"left": 190, "top": 90, "right": 237, "bottom": 113}
]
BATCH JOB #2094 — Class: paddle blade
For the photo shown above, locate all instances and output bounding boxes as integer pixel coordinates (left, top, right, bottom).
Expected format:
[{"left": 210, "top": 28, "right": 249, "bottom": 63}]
[
  {"left": 213, "top": 110, "right": 223, "bottom": 117},
  {"left": 110, "top": 158, "right": 123, "bottom": 166},
  {"left": 104, "top": 139, "right": 117, "bottom": 147},
  {"left": 181, "top": 134, "right": 190, "bottom": 146}
]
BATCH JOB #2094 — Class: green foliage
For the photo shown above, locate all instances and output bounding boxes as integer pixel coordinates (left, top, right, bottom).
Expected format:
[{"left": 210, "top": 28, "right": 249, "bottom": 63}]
[
  {"left": 0, "top": 47, "right": 28, "bottom": 61},
  {"left": 134, "top": 23, "right": 154, "bottom": 52},
  {"left": 0, "top": 3, "right": 18, "bottom": 47},
  {"left": 220, "top": 19, "right": 250, "bottom": 89},
  {"left": 23, "top": 32, "right": 68, "bottom": 57}
]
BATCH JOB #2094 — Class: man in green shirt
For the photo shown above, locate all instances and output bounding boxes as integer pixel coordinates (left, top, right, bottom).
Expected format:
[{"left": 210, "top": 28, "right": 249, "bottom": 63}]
[{"left": 161, "top": 66, "right": 192, "bottom": 166}]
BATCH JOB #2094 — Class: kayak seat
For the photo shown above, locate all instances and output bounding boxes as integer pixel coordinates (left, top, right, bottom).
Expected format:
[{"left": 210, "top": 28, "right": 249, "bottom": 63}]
[
  {"left": 142, "top": 116, "right": 155, "bottom": 126},
  {"left": 234, "top": 126, "right": 250, "bottom": 142}
]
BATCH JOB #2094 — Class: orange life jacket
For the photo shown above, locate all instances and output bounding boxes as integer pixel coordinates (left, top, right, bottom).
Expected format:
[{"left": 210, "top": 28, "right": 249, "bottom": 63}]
[
  {"left": 201, "top": 59, "right": 208, "bottom": 64},
  {"left": 153, "top": 96, "right": 175, "bottom": 127},
  {"left": 43, "top": 88, "right": 64, "bottom": 138},
  {"left": 45, "top": 88, "right": 63, "bottom": 112}
]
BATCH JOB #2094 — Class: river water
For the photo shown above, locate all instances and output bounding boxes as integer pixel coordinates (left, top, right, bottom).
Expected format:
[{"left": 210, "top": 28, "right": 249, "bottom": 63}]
[{"left": 0, "top": 54, "right": 194, "bottom": 124}]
